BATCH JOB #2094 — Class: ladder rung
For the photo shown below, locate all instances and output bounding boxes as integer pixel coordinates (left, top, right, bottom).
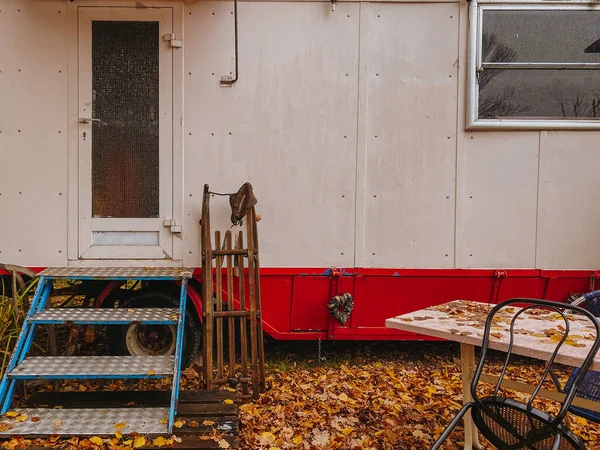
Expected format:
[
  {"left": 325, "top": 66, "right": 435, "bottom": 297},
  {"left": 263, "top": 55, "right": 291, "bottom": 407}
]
[
  {"left": 0, "top": 408, "right": 169, "bottom": 436},
  {"left": 213, "top": 310, "right": 250, "bottom": 318},
  {"left": 9, "top": 356, "right": 174, "bottom": 380},
  {"left": 29, "top": 308, "right": 179, "bottom": 325},
  {"left": 212, "top": 249, "right": 248, "bottom": 257}
]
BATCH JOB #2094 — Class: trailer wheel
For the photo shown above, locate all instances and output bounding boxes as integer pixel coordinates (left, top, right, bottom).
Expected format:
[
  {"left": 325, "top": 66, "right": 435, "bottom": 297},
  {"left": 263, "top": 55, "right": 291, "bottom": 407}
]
[{"left": 107, "top": 290, "right": 202, "bottom": 367}]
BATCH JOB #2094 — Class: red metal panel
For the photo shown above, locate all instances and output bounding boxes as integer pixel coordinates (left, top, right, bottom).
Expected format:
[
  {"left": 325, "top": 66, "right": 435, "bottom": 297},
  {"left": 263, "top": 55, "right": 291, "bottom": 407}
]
[
  {"left": 259, "top": 275, "right": 293, "bottom": 336},
  {"left": 290, "top": 276, "right": 331, "bottom": 331},
  {"left": 351, "top": 275, "right": 495, "bottom": 329}
]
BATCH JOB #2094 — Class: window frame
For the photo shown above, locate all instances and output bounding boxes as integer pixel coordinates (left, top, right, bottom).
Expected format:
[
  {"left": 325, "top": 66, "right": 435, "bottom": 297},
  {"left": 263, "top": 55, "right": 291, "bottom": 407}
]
[{"left": 467, "top": 1, "right": 600, "bottom": 130}]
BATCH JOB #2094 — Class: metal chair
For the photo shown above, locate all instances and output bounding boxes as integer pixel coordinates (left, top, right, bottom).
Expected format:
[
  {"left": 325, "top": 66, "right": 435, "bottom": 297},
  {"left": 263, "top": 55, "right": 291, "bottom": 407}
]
[
  {"left": 431, "top": 298, "right": 600, "bottom": 450},
  {"left": 556, "top": 290, "right": 600, "bottom": 423}
]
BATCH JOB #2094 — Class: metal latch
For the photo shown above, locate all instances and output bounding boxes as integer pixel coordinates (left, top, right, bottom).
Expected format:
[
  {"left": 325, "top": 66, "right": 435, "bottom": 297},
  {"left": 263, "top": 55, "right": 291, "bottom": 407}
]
[
  {"left": 163, "top": 219, "right": 182, "bottom": 234},
  {"left": 162, "top": 33, "right": 182, "bottom": 48}
]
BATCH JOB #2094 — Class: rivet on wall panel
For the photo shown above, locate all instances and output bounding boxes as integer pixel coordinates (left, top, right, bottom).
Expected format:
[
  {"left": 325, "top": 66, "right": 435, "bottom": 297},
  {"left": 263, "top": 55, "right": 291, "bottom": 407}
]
[
  {"left": 18, "top": 69, "right": 20, "bottom": 72},
  {"left": 59, "top": 70, "right": 62, "bottom": 74},
  {"left": 341, "top": 252, "right": 344, "bottom": 255},
  {"left": 372, "top": 253, "right": 376, "bottom": 255},
  {"left": 189, "top": 132, "right": 192, "bottom": 135},
  {"left": 58, "top": 10, "right": 61, "bottom": 14},
  {"left": 18, "top": 130, "right": 21, "bottom": 133},
  {"left": 58, "top": 250, "right": 62, "bottom": 254},
  {"left": 59, "top": 193, "right": 62, "bottom": 196},
  {"left": 189, "top": 12, "right": 192, "bottom": 15},
  {"left": 212, "top": 12, "right": 215, "bottom": 15},
  {"left": 377, "top": 14, "right": 380, "bottom": 17},
  {"left": 344, "top": 135, "right": 347, "bottom": 138},
  {"left": 211, "top": 133, "right": 214, "bottom": 136},
  {"left": 19, "top": 192, "right": 22, "bottom": 195},
  {"left": 189, "top": 72, "right": 192, "bottom": 75},
  {"left": 189, "top": 194, "right": 193, "bottom": 197},
  {"left": 212, "top": 73, "right": 215, "bottom": 76}
]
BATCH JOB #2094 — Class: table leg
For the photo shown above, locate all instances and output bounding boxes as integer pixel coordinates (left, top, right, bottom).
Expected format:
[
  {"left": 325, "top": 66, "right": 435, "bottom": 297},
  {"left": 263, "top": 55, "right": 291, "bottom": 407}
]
[{"left": 460, "top": 343, "right": 481, "bottom": 450}]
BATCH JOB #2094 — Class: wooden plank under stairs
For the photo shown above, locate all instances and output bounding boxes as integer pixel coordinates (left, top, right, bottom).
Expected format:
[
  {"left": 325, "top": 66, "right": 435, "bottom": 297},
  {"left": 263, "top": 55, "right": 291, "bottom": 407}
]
[{"left": 16, "top": 390, "right": 240, "bottom": 449}]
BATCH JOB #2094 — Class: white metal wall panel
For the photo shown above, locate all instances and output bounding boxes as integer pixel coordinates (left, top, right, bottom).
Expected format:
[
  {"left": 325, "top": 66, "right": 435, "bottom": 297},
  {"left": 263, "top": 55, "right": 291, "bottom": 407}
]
[
  {"left": 0, "top": 1, "right": 68, "bottom": 266},
  {"left": 537, "top": 132, "right": 600, "bottom": 269},
  {"left": 182, "top": 1, "right": 359, "bottom": 267},
  {"left": 357, "top": 3, "right": 459, "bottom": 268},
  {"left": 456, "top": 132, "right": 539, "bottom": 268}
]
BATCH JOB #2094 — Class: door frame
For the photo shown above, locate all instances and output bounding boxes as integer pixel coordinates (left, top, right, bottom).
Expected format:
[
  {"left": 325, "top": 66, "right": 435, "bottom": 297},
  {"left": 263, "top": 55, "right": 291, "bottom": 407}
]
[{"left": 66, "top": 1, "right": 184, "bottom": 267}]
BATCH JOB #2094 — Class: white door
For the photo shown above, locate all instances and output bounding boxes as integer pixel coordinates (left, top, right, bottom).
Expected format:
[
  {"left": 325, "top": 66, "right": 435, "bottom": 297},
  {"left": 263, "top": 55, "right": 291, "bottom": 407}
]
[{"left": 77, "top": 7, "right": 174, "bottom": 260}]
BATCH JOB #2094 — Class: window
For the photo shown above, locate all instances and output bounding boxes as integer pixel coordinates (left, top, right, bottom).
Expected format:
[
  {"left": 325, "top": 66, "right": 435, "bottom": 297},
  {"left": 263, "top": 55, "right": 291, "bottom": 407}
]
[{"left": 467, "top": 4, "right": 600, "bottom": 129}]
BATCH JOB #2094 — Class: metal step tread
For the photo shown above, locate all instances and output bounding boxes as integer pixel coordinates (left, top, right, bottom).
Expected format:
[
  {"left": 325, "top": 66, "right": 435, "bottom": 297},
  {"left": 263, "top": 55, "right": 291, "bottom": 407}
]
[
  {"left": 37, "top": 267, "right": 193, "bottom": 280},
  {"left": 30, "top": 308, "right": 179, "bottom": 324},
  {"left": 9, "top": 356, "right": 174, "bottom": 379},
  {"left": 0, "top": 407, "right": 169, "bottom": 436}
]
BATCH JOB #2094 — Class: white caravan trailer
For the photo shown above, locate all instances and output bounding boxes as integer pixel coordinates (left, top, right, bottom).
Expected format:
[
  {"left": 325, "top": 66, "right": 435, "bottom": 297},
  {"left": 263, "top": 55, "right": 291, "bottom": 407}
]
[{"left": 1, "top": 0, "right": 600, "bottom": 362}]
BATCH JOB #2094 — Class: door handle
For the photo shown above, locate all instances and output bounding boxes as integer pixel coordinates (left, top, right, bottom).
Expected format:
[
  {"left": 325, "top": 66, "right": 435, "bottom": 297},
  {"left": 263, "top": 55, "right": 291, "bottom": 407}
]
[{"left": 79, "top": 117, "right": 101, "bottom": 124}]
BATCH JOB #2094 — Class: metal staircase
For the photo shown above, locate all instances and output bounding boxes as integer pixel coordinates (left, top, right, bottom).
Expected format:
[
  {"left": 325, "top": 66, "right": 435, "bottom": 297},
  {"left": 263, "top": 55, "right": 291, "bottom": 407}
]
[{"left": 0, "top": 267, "right": 192, "bottom": 436}]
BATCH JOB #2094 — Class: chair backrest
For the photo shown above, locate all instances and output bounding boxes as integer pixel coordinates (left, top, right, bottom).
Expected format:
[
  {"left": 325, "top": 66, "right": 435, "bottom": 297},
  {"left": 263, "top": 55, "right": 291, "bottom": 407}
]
[{"left": 470, "top": 298, "right": 600, "bottom": 428}]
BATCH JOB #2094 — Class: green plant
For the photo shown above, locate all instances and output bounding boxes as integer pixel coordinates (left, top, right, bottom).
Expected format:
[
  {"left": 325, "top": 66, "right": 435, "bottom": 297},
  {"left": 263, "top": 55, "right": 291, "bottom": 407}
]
[{"left": 0, "top": 277, "right": 38, "bottom": 377}]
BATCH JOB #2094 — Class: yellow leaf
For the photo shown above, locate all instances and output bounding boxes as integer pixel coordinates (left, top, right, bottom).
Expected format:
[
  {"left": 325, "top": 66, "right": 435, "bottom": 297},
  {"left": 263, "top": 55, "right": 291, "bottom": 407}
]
[
  {"left": 342, "top": 427, "right": 354, "bottom": 436},
  {"left": 224, "top": 399, "right": 234, "bottom": 404},
  {"left": 159, "top": 418, "right": 168, "bottom": 424},
  {"left": 218, "top": 439, "right": 231, "bottom": 448},
  {"left": 54, "top": 420, "right": 62, "bottom": 427},
  {"left": 89, "top": 436, "right": 104, "bottom": 445},
  {"left": 153, "top": 436, "right": 166, "bottom": 447},
  {"left": 4, "top": 412, "right": 18, "bottom": 418},
  {"left": 202, "top": 420, "right": 215, "bottom": 426},
  {"left": 226, "top": 387, "right": 236, "bottom": 392},
  {"left": 413, "top": 429, "right": 431, "bottom": 439},
  {"left": 122, "top": 440, "right": 133, "bottom": 446},
  {"left": 293, "top": 435, "right": 303, "bottom": 445},
  {"left": 114, "top": 422, "right": 126, "bottom": 430},
  {"left": 114, "top": 430, "right": 122, "bottom": 439},
  {"left": 133, "top": 436, "right": 146, "bottom": 448},
  {"left": 338, "top": 393, "right": 348, "bottom": 402},
  {"left": 15, "top": 414, "right": 27, "bottom": 423},
  {"left": 174, "top": 420, "right": 185, "bottom": 428},
  {"left": 148, "top": 370, "right": 156, "bottom": 376}
]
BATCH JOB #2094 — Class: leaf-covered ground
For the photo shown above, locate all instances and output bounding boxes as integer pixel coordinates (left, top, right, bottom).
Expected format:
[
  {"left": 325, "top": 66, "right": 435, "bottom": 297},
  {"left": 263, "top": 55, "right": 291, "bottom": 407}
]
[
  {"left": 239, "top": 340, "right": 600, "bottom": 450},
  {"left": 1, "top": 340, "right": 600, "bottom": 449}
]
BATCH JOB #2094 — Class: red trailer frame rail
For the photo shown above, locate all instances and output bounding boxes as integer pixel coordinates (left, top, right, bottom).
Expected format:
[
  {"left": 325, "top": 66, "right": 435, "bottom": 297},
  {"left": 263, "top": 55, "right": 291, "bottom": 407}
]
[{"left": 3, "top": 267, "right": 598, "bottom": 342}]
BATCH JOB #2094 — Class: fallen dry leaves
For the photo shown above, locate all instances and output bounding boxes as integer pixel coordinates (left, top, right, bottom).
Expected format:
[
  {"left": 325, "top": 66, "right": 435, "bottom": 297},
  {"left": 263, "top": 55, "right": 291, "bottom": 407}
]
[
  {"left": 1, "top": 342, "right": 600, "bottom": 449},
  {"left": 238, "top": 342, "right": 600, "bottom": 450}
]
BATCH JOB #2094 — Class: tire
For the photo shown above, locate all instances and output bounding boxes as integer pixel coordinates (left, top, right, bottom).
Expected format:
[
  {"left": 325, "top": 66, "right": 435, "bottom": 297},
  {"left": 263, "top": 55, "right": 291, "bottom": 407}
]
[{"left": 106, "top": 290, "right": 202, "bottom": 368}]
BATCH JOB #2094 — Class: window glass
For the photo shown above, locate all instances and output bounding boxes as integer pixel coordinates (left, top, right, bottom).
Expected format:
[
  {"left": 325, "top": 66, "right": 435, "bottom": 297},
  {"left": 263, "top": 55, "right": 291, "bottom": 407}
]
[
  {"left": 474, "top": 8, "right": 600, "bottom": 124},
  {"left": 92, "top": 21, "right": 160, "bottom": 218},
  {"left": 482, "top": 10, "right": 600, "bottom": 63},
  {"left": 479, "top": 69, "right": 600, "bottom": 119}
]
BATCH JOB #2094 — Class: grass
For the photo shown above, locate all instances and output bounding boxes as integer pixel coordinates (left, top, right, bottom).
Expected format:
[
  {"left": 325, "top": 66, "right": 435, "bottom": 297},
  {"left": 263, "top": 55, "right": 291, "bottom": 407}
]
[{"left": 0, "top": 277, "right": 38, "bottom": 377}]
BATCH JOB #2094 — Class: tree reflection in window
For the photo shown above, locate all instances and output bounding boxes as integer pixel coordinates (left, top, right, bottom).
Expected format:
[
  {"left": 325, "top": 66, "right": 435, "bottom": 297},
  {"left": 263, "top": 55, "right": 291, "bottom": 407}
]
[
  {"left": 478, "top": 33, "right": 528, "bottom": 119},
  {"left": 475, "top": 9, "right": 600, "bottom": 122}
]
